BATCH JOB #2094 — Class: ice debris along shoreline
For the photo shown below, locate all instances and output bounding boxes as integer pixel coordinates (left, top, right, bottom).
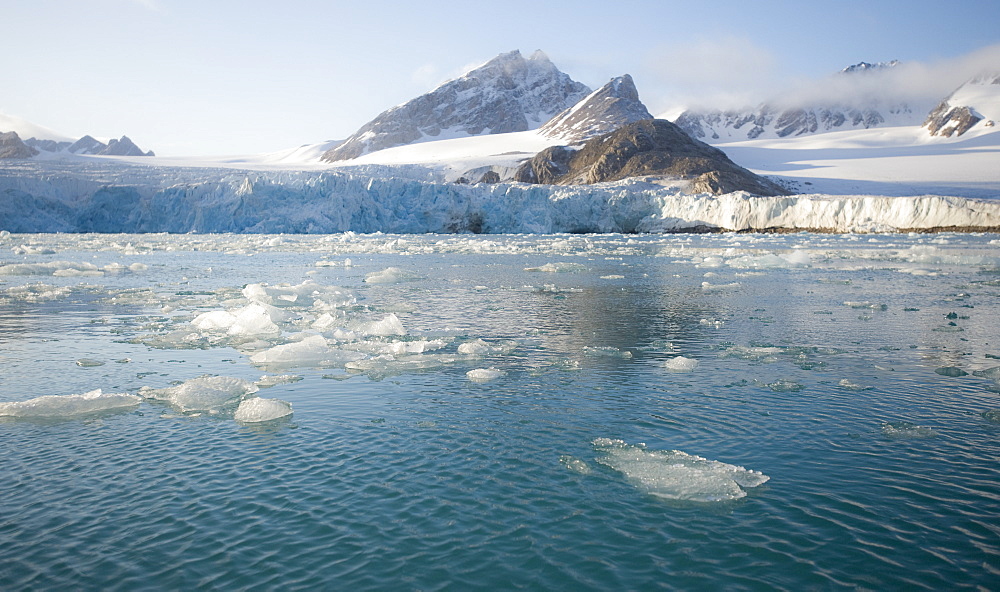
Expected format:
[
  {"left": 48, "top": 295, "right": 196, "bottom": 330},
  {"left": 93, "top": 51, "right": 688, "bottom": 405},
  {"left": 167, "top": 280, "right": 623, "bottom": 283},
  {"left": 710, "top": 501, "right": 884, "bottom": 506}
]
[{"left": 1, "top": 161, "right": 999, "bottom": 233}]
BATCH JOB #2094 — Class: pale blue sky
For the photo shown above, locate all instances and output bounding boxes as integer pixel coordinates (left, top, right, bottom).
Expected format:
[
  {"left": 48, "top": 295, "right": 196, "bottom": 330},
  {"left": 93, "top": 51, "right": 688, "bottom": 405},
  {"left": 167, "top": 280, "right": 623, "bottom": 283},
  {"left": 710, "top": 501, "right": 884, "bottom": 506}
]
[{"left": 3, "top": 0, "right": 999, "bottom": 155}]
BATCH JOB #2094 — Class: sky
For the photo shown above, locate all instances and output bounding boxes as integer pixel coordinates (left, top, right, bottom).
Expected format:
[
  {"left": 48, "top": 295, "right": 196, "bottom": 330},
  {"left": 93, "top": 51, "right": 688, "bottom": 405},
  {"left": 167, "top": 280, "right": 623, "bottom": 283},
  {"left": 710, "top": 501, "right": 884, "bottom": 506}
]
[{"left": 3, "top": 0, "right": 999, "bottom": 156}]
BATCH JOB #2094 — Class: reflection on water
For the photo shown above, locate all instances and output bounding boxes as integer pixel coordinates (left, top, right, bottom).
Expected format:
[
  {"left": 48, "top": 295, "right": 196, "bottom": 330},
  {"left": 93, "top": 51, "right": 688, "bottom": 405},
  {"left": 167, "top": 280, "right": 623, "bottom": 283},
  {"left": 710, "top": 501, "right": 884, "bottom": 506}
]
[{"left": 1, "top": 231, "right": 999, "bottom": 590}]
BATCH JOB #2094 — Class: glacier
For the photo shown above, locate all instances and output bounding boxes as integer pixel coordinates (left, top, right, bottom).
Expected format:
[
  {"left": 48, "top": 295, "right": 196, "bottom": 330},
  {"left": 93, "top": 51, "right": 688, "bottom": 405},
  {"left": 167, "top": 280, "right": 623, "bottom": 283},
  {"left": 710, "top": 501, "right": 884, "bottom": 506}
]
[{"left": 1, "top": 160, "right": 999, "bottom": 233}]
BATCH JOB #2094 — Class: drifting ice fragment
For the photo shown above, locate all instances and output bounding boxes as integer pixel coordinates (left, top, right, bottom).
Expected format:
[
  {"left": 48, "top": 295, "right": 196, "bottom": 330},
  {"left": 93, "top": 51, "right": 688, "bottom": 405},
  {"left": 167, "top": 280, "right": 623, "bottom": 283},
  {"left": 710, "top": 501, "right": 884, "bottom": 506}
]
[
  {"left": 524, "top": 262, "right": 587, "bottom": 273},
  {"left": 356, "top": 313, "right": 406, "bottom": 336},
  {"left": 234, "top": 397, "right": 293, "bottom": 423},
  {"left": 559, "top": 455, "right": 592, "bottom": 475},
  {"left": 139, "top": 376, "right": 258, "bottom": 414},
  {"left": 664, "top": 356, "right": 699, "bottom": 372},
  {"left": 881, "top": 421, "right": 937, "bottom": 439},
  {"left": 363, "top": 267, "right": 424, "bottom": 284},
  {"left": 256, "top": 374, "right": 303, "bottom": 388},
  {"left": 838, "top": 379, "right": 872, "bottom": 391},
  {"left": 467, "top": 368, "right": 505, "bottom": 382},
  {"left": 76, "top": 358, "right": 105, "bottom": 367},
  {"left": 592, "top": 438, "right": 768, "bottom": 502},
  {"left": 249, "top": 335, "right": 359, "bottom": 370},
  {"left": 981, "top": 409, "right": 1000, "bottom": 423},
  {"left": 0, "top": 389, "right": 140, "bottom": 418}
]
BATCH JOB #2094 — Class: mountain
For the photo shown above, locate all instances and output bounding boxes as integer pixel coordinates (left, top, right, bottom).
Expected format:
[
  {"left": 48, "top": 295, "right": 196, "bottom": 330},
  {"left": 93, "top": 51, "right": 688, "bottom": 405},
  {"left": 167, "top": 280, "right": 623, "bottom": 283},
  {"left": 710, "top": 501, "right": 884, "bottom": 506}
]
[
  {"left": 513, "top": 119, "right": 787, "bottom": 196},
  {"left": 674, "top": 61, "right": 923, "bottom": 141},
  {"left": 0, "top": 131, "right": 39, "bottom": 159},
  {"left": 321, "top": 50, "right": 591, "bottom": 162},
  {"left": 538, "top": 74, "right": 653, "bottom": 144},
  {"left": 924, "top": 73, "right": 1000, "bottom": 137}
]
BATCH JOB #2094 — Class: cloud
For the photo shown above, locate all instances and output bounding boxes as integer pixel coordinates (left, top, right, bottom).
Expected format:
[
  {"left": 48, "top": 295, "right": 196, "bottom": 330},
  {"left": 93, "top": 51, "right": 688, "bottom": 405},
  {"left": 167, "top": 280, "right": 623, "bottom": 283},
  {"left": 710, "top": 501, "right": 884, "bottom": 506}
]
[
  {"left": 779, "top": 44, "right": 1000, "bottom": 109},
  {"left": 656, "top": 42, "right": 1000, "bottom": 113}
]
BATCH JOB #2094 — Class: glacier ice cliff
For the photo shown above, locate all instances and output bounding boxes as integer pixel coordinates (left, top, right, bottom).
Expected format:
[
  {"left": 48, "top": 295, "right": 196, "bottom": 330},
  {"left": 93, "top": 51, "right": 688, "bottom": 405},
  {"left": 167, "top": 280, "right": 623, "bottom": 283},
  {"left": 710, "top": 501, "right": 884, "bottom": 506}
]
[{"left": 1, "top": 160, "right": 999, "bottom": 234}]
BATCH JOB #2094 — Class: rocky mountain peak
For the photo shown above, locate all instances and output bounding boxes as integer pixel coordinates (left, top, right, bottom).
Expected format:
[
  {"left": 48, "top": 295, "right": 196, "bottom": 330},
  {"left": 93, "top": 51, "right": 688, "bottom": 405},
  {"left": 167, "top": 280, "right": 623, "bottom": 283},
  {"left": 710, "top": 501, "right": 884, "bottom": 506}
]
[
  {"left": 840, "top": 60, "right": 901, "bottom": 74},
  {"left": 924, "top": 72, "right": 1000, "bottom": 137},
  {"left": 515, "top": 118, "right": 787, "bottom": 196},
  {"left": 321, "top": 49, "right": 591, "bottom": 162},
  {"left": 539, "top": 74, "right": 653, "bottom": 143},
  {"left": 0, "top": 131, "right": 39, "bottom": 159}
]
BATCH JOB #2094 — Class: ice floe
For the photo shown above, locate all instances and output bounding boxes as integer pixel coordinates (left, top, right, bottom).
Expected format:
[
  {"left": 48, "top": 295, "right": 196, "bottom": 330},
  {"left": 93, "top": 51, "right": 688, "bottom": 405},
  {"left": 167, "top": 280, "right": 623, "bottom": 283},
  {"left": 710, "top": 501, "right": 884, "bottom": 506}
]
[
  {"left": 139, "top": 376, "right": 258, "bottom": 414},
  {"left": 663, "top": 356, "right": 699, "bottom": 372},
  {"left": 466, "top": 368, "right": 505, "bottom": 382},
  {"left": 0, "top": 389, "right": 140, "bottom": 418},
  {"left": 592, "top": 438, "right": 769, "bottom": 502},
  {"left": 881, "top": 421, "right": 937, "bottom": 439},
  {"left": 234, "top": 397, "right": 293, "bottom": 423}
]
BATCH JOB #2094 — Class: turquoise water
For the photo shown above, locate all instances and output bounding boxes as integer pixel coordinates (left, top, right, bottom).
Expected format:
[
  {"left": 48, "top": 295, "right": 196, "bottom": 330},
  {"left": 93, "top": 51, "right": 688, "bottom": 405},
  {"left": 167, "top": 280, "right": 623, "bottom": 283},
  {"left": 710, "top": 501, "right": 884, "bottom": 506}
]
[{"left": 1, "top": 232, "right": 999, "bottom": 590}]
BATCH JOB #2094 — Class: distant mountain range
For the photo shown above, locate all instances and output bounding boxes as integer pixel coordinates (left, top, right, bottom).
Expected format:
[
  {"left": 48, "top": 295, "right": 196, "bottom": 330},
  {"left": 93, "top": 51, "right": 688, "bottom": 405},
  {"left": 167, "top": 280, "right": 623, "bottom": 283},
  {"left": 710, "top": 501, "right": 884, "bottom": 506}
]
[
  {"left": 0, "top": 112, "right": 154, "bottom": 158},
  {"left": 674, "top": 61, "right": 999, "bottom": 142}
]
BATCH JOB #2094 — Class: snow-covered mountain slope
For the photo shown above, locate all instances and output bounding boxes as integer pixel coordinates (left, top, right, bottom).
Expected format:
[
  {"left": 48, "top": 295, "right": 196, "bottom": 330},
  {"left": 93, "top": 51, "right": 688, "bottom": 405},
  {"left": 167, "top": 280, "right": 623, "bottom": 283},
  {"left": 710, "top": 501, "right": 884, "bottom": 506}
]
[
  {"left": 715, "top": 123, "right": 1000, "bottom": 198},
  {"left": 320, "top": 50, "right": 590, "bottom": 162},
  {"left": 538, "top": 74, "right": 653, "bottom": 143},
  {"left": 924, "top": 74, "right": 1000, "bottom": 137},
  {"left": 673, "top": 61, "right": 928, "bottom": 142},
  {"left": 2, "top": 160, "right": 998, "bottom": 234}
]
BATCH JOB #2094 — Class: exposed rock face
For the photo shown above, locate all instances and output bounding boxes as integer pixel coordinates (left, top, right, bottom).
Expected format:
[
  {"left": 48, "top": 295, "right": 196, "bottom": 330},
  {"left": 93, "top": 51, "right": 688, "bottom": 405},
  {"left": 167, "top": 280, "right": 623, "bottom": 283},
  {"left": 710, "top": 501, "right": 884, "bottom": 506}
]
[
  {"left": 924, "top": 103, "right": 982, "bottom": 137},
  {"left": 538, "top": 74, "right": 653, "bottom": 143},
  {"left": 322, "top": 50, "right": 591, "bottom": 162},
  {"left": 66, "top": 134, "right": 154, "bottom": 156},
  {"left": 0, "top": 131, "right": 39, "bottom": 158},
  {"left": 514, "top": 119, "right": 788, "bottom": 196},
  {"left": 923, "top": 74, "right": 999, "bottom": 137},
  {"left": 100, "top": 136, "right": 154, "bottom": 156},
  {"left": 24, "top": 138, "right": 72, "bottom": 152},
  {"left": 68, "top": 135, "right": 106, "bottom": 154}
]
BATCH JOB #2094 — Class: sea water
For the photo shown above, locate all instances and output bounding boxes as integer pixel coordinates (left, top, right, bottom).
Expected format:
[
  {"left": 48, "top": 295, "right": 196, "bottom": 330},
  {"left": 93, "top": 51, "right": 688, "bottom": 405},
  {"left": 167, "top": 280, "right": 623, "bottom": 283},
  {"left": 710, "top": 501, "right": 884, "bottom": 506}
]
[{"left": 1, "top": 231, "right": 998, "bottom": 590}]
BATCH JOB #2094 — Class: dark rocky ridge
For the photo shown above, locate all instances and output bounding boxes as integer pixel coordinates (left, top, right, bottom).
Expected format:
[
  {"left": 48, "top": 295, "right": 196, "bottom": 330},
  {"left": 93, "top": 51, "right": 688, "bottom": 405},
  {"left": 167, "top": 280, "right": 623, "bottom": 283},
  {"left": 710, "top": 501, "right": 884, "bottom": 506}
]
[
  {"left": 923, "top": 74, "right": 999, "bottom": 137},
  {"left": 322, "top": 50, "right": 591, "bottom": 162},
  {"left": 0, "top": 131, "right": 39, "bottom": 158},
  {"left": 539, "top": 74, "right": 653, "bottom": 143},
  {"left": 514, "top": 119, "right": 788, "bottom": 196}
]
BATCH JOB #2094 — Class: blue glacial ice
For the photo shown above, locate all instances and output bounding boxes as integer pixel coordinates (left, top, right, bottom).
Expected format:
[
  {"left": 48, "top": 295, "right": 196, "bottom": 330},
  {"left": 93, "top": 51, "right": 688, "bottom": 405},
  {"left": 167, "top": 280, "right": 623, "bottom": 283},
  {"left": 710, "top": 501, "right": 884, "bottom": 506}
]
[{"left": 3, "top": 160, "right": 1000, "bottom": 233}]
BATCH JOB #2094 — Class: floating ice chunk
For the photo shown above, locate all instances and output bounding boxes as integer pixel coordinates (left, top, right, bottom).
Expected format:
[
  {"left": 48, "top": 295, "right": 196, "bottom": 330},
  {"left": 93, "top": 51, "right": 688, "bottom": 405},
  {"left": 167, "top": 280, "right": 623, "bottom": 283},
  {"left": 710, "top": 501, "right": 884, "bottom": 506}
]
[
  {"left": 467, "top": 368, "right": 504, "bottom": 382},
  {"left": 600, "top": 274, "right": 625, "bottom": 279},
  {"left": 256, "top": 374, "right": 303, "bottom": 388},
  {"left": 76, "top": 358, "right": 105, "bottom": 367},
  {"left": 356, "top": 313, "right": 406, "bottom": 336},
  {"left": 972, "top": 366, "right": 1000, "bottom": 380},
  {"left": 0, "top": 389, "right": 140, "bottom": 418},
  {"left": 838, "top": 379, "right": 872, "bottom": 391},
  {"left": 2, "top": 283, "right": 72, "bottom": 302},
  {"left": 701, "top": 281, "right": 740, "bottom": 293},
  {"left": 250, "top": 335, "right": 348, "bottom": 370},
  {"left": 592, "top": 438, "right": 768, "bottom": 502},
  {"left": 559, "top": 455, "right": 592, "bottom": 475},
  {"left": 139, "top": 376, "right": 258, "bottom": 414},
  {"left": 583, "top": 346, "right": 633, "bottom": 359},
  {"left": 381, "top": 339, "right": 447, "bottom": 356},
  {"left": 227, "top": 303, "right": 283, "bottom": 337},
  {"left": 191, "top": 310, "right": 238, "bottom": 331},
  {"left": 11, "top": 244, "right": 56, "bottom": 255},
  {"left": 981, "top": 409, "right": 1000, "bottom": 423},
  {"left": 766, "top": 378, "right": 803, "bottom": 392},
  {"left": 881, "top": 421, "right": 937, "bottom": 439},
  {"left": 843, "top": 301, "right": 887, "bottom": 310},
  {"left": 234, "top": 397, "right": 293, "bottom": 423},
  {"left": 311, "top": 312, "right": 341, "bottom": 330},
  {"left": 524, "top": 262, "right": 587, "bottom": 273},
  {"left": 664, "top": 356, "right": 699, "bottom": 372},
  {"left": 0, "top": 261, "right": 104, "bottom": 276},
  {"left": 934, "top": 366, "right": 968, "bottom": 377},
  {"left": 363, "top": 267, "right": 424, "bottom": 284},
  {"left": 458, "top": 338, "right": 493, "bottom": 355}
]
